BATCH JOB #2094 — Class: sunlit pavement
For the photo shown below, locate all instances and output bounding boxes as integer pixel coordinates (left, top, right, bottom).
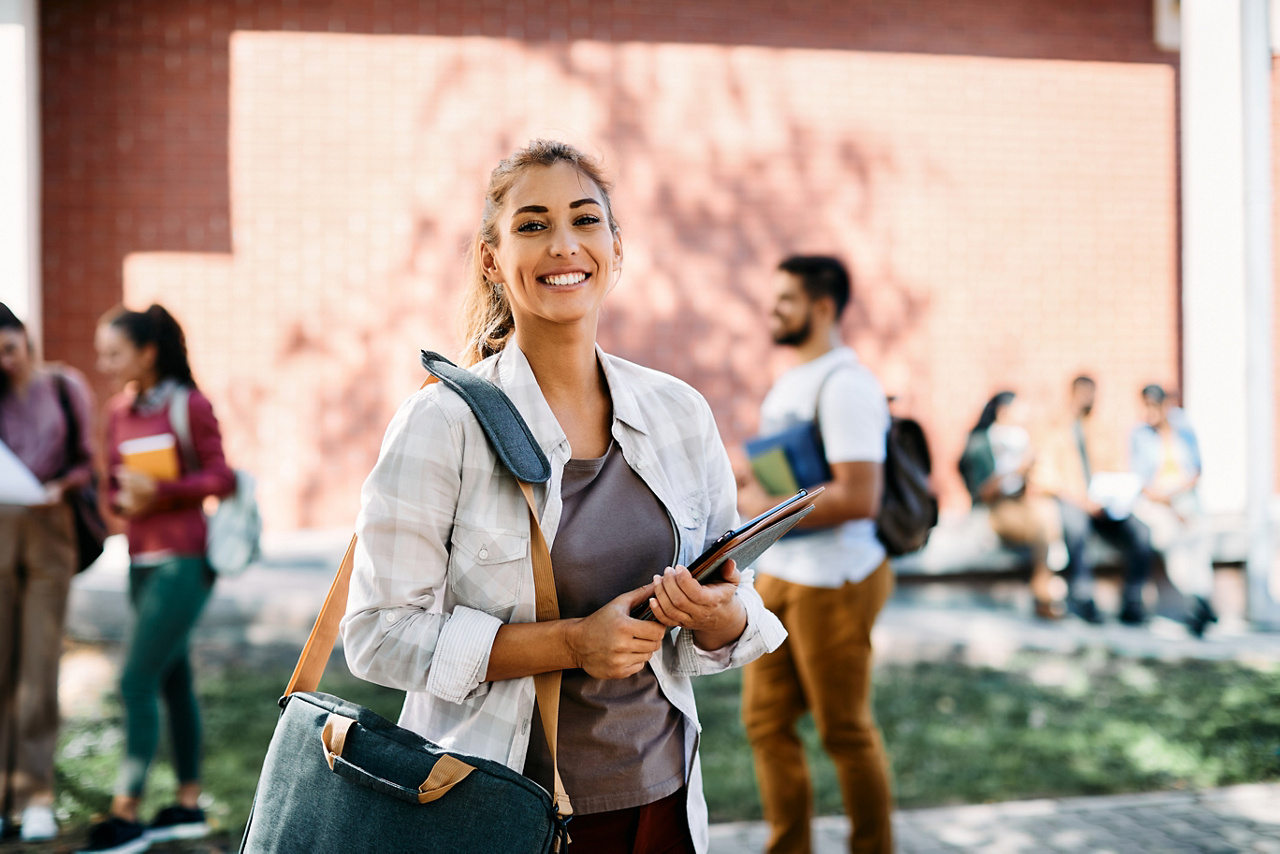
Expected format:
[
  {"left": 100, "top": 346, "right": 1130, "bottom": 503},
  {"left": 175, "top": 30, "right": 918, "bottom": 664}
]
[
  {"left": 709, "top": 783, "right": 1280, "bottom": 853},
  {"left": 65, "top": 535, "right": 1280, "bottom": 853}
]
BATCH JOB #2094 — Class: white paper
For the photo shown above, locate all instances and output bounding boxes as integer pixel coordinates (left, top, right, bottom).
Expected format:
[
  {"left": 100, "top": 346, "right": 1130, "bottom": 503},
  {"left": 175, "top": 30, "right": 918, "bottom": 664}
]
[
  {"left": 0, "top": 439, "right": 47, "bottom": 506},
  {"left": 1088, "top": 472, "right": 1143, "bottom": 520}
]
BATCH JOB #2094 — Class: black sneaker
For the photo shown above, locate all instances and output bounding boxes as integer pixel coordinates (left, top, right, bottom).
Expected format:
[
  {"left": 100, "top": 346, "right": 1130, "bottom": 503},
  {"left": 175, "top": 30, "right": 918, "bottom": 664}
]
[
  {"left": 78, "top": 817, "right": 150, "bottom": 853},
  {"left": 1186, "top": 595, "right": 1219, "bottom": 638},
  {"left": 1069, "top": 598, "right": 1104, "bottom": 624},
  {"left": 1118, "top": 600, "right": 1147, "bottom": 626},
  {"left": 145, "top": 805, "right": 209, "bottom": 842}
]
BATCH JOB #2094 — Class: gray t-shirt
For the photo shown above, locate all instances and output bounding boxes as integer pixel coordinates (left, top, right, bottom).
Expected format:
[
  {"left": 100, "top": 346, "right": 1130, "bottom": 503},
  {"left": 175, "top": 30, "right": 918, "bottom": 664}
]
[{"left": 522, "top": 442, "right": 685, "bottom": 814}]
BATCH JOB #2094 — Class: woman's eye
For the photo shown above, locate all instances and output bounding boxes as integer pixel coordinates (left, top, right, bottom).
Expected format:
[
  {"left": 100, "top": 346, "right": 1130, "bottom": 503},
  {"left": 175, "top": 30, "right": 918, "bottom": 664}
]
[
  {"left": 516, "top": 221, "right": 546, "bottom": 233},
  {"left": 575, "top": 215, "right": 601, "bottom": 226}
]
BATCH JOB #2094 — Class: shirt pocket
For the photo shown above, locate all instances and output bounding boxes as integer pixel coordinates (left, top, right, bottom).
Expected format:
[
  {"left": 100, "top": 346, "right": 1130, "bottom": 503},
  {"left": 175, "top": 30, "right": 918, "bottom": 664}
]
[
  {"left": 447, "top": 521, "right": 528, "bottom": 616},
  {"left": 673, "top": 489, "right": 710, "bottom": 568}
]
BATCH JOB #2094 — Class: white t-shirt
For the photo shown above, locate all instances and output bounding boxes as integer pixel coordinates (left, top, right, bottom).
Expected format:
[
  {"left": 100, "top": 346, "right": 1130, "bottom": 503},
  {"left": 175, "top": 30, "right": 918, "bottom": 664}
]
[{"left": 753, "top": 347, "right": 890, "bottom": 587}]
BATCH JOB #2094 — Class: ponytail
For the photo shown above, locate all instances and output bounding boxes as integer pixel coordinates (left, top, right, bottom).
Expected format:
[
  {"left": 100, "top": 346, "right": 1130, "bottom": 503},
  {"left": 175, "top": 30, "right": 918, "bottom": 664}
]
[{"left": 103, "top": 303, "right": 197, "bottom": 388}]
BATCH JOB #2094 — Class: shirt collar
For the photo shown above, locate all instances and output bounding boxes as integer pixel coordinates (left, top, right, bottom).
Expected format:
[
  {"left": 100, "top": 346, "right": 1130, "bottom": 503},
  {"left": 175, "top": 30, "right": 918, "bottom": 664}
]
[
  {"left": 596, "top": 345, "right": 648, "bottom": 436},
  {"left": 493, "top": 345, "right": 569, "bottom": 457},
  {"left": 131, "top": 378, "right": 182, "bottom": 416}
]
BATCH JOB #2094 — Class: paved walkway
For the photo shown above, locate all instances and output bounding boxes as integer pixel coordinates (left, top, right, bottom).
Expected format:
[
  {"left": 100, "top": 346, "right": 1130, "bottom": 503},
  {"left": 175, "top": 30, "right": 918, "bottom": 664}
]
[
  {"left": 62, "top": 534, "right": 1280, "bottom": 853},
  {"left": 710, "top": 784, "right": 1280, "bottom": 853}
]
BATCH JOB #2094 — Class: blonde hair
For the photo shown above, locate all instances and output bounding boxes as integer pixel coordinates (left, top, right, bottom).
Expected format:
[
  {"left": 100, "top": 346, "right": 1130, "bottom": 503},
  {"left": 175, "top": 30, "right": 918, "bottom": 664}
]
[{"left": 460, "top": 139, "right": 618, "bottom": 366}]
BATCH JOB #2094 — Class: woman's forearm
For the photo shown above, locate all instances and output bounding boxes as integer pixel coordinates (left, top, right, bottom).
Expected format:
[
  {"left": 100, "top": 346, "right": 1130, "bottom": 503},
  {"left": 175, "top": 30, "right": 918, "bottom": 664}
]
[{"left": 484, "top": 619, "right": 581, "bottom": 681}]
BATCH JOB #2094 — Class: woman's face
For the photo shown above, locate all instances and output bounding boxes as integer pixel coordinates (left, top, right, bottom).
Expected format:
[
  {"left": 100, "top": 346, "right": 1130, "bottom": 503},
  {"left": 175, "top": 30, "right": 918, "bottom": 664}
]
[
  {"left": 480, "top": 161, "right": 622, "bottom": 336},
  {"left": 995, "top": 397, "right": 1028, "bottom": 426},
  {"left": 0, "top": 328, "right": 32, "bottom": 384},
  {"left": 95, "top": 323, "right": 157, "bottom": 390}
]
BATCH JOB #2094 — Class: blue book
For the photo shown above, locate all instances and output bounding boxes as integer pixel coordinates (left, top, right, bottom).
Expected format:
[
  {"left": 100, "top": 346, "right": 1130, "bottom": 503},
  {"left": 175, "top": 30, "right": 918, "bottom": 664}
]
[{"left": 745, "top": 421, "right": 831, "bottom": 494}]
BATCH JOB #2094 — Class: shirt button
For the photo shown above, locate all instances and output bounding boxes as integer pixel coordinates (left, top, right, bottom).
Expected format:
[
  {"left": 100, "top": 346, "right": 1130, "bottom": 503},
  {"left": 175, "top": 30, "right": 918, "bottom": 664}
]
[
  {"left": 478, "top": 548, "right": 489, "bottom": 559},
  {"left": 384, "top": 612, "right": 395, "bottom": 623}
]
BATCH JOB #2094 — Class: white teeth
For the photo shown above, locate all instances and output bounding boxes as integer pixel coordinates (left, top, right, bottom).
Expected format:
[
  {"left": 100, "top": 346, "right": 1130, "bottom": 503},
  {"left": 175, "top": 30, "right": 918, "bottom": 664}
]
[{"left": 542, "top": 272, "right": 587, "bottom": 286}]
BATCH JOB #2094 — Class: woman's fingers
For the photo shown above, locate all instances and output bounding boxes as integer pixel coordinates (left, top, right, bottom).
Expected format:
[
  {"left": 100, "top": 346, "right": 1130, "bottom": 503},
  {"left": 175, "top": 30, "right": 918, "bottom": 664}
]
[{"left": 649, "top": 562, "right": 741, "bottom": 632}]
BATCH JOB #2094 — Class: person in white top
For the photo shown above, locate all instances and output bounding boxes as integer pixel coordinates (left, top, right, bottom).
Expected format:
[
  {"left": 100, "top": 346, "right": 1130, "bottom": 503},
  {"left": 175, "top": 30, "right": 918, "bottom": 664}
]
[
  {"left": 737, "top": 256, "right": 894, "bottom": 854},
  {"left": 341, "top": 140, "right": 785, "bottom": 854}
]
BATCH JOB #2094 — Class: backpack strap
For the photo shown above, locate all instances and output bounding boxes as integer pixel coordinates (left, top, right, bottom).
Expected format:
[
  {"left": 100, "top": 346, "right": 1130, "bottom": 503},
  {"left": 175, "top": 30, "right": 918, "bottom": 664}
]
[
  {"left": 419, "top": 351, "right": 551, "bottom": 485},
  {"left": 168, "top": 385, "right": 199, "bottom": 473},
  {"left": 52, "top": 371, "right": 89, "bottom": 479}
]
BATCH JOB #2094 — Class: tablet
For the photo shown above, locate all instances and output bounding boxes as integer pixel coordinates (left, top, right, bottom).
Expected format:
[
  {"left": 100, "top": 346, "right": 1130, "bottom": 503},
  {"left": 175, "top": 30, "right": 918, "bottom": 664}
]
[{"left": 631, "top": 487, "right": 824, "bottom": 622}]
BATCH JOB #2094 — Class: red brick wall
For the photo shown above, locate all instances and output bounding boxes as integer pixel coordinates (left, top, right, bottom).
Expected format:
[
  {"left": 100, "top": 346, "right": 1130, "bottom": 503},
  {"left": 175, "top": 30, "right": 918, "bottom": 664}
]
[{"left": 42, "top": 0, "right": 1185, "bottom": 530}]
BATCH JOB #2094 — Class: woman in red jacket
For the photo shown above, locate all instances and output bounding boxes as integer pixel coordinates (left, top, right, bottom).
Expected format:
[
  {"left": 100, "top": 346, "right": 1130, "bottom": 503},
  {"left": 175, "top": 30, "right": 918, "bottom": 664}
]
[{"left": 86, "top": 304, "right": 235, "bottom": 854}]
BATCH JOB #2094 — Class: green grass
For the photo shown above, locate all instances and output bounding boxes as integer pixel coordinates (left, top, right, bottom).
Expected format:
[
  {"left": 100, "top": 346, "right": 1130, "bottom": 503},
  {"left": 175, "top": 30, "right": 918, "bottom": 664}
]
[{"left": 50, "top": 650, "right": 1280, "bottom": 843}]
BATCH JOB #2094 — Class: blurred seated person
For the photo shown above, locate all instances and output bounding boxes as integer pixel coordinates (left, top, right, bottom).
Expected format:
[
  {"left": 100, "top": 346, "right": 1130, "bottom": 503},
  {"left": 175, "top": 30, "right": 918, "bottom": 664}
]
[
  {"left": 959, "top": 391, "right": 1064, "bottom": 619},
  {"left": 1129, "top": 384, "right": 1217, "bottom": 637},
  {"left": 1034, "top": 375, "right": 1152, "bottom": 625}
]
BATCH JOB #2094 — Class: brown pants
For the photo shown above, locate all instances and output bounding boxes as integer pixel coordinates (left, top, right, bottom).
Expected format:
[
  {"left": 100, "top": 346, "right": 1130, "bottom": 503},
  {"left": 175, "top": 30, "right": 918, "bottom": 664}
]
[
  {"left": 987, "top": 496, "right": 1062, "bottom": 607},
  {"left": 742, "top": 561, "right": 895, "bottom": 854},
  {"left": 0, "top": 504, "right": 76, "bottom": 814}
]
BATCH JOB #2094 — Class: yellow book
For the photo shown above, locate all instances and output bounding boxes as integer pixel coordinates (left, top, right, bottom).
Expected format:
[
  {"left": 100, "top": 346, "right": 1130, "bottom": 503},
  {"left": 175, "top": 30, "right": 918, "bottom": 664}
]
[{"left": 119, "top": 434, "right": 181, "bottom": 481}]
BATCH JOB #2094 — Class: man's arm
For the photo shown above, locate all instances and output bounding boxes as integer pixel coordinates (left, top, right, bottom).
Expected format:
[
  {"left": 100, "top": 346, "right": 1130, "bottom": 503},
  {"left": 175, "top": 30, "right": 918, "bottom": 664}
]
[{"left": 795, "top": 460, "right": 882, "bottom": 528}]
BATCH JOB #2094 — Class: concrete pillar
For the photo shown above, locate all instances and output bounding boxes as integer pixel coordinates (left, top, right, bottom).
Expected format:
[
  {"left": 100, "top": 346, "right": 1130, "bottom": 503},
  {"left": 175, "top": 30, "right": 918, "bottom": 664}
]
[
  {"left": 1182, "top": 0, "right": 1280, "bottom": 625},
  {"left": 0, "top": 0, "right": 39, "bottom": 337},
  {"left": 1181, "top": 0, "right": 1249, "bottom": 520},
  {"left": 1241, "top": 0, "right": 1280, "bottom": 625}
]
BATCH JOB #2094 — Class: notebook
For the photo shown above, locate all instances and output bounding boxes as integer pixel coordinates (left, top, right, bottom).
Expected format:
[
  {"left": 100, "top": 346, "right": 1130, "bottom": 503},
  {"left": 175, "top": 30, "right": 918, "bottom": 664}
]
[
  {"left": 119, "top": 433, "right": 181, "bottom": 481},
  {"left": 631, "top": 487, "right": 824, "bottom": 622}
]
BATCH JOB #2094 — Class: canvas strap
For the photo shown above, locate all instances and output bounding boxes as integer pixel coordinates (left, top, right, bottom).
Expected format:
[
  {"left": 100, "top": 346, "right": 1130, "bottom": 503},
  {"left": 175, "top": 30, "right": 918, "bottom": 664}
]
[{"left": 284, "top": 368, "right": 572, "bottom": 821}]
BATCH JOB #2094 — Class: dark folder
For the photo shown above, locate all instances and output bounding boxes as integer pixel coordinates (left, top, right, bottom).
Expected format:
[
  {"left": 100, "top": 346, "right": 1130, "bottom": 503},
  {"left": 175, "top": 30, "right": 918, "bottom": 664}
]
[{"left": 631, "top": 487, "right": 824, "bottom": 622}]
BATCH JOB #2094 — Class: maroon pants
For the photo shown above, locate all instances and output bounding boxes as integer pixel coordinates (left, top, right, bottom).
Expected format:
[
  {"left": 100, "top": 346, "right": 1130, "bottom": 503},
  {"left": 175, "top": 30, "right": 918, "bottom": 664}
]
[{"left": 566, "top": 787, "right": 695, "bottom": 854}]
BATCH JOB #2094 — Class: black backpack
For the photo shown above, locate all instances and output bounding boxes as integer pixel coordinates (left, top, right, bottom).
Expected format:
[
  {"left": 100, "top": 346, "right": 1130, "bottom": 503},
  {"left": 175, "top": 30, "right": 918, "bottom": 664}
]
[{"left": 876, "top": 416, "right": 938, "bottom": 556}]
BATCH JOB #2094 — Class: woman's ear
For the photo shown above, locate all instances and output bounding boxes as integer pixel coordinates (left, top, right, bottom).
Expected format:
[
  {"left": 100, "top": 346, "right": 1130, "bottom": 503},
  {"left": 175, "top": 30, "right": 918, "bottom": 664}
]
[
  {"left": 610, "top": 231, "right": 624, "bottom": 291},
  {"left": 141, "top": 342, "right": 159, "bottom": 370},
  {"left": 479, "top": 242, "right": 503, "bottom": 284}
]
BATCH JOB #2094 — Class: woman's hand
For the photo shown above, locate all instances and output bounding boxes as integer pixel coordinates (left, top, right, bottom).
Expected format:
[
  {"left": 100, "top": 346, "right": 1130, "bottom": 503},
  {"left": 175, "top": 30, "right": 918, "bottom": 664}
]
[
  {"left": 648, "top": 560, "right": 746, "bottom": 650},
  {"left": 564, "top": 585, "right": 667, "bottom": 680},
  {"left": 114, "top": 468, "right": 158, "bottom": 517}
]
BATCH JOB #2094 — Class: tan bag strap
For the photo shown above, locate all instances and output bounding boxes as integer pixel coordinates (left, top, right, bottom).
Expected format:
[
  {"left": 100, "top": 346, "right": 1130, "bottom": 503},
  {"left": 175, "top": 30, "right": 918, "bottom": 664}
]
[{"left": 284, "top": 376, "right": 572, "bottom": 820}]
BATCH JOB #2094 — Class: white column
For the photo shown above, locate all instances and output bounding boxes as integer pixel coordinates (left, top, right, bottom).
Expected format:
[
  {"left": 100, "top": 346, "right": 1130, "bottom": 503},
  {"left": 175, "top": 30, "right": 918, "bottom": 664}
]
[
  {"left": 0, "top": 0, "right": 38, "bottom": 338},
  {"left": 1181, "top": 0, "right": 1248, "bottom": 517},
  {"left": 1241, "top": 0, "right": 1280, "bottom": 626}
]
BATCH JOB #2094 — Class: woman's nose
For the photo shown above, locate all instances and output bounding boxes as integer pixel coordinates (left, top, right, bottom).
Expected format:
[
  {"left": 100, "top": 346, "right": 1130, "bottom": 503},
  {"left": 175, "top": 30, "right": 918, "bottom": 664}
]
[{"left": 549, "top": 229, "right": 579, "bottom": 257}]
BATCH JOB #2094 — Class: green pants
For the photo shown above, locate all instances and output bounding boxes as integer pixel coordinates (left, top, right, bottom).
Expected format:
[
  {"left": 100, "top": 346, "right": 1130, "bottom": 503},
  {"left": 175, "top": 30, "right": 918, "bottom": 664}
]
[{"left": 118, "top": 556, "right": 214, "bottom": 797}]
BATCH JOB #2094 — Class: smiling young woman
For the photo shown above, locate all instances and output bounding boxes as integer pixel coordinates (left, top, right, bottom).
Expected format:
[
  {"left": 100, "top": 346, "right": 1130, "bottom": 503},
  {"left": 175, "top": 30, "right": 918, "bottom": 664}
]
[{"left": 341, "top": 140, "right": 786, "bottom": 853}]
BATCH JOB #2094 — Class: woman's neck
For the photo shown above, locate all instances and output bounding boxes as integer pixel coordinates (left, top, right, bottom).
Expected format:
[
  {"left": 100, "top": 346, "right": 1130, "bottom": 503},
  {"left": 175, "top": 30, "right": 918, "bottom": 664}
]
[
  {"left": 513, "top": 326, "right": 601, "bottom": 405},
  {"left": 7, "top": 365, "right": 35, "bottom": 396},
  {"left": 512, "top": 326, "right": 612, "bottom": 457}
]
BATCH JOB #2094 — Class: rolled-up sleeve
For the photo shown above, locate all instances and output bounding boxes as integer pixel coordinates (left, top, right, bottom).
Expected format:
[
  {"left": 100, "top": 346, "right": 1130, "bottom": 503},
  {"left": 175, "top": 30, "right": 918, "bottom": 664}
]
[{"left": 342, "top": 392, "right": 498, "bottom": 701}]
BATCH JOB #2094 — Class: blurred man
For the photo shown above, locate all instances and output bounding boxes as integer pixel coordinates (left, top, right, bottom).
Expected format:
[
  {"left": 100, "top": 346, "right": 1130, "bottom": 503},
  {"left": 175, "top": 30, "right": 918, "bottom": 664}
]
[
  {"left": 738, "top": 256, "right": 893, "bottom": 854},
  {"left": 1035, "top": 375, "right": 1152, "bottom": 624}
]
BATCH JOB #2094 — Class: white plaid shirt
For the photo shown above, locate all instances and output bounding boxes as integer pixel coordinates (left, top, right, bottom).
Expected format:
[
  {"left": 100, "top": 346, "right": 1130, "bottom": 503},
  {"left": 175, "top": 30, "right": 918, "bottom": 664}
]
[{"left": 341, "top": 344, "right": 786, "bottom": 852}]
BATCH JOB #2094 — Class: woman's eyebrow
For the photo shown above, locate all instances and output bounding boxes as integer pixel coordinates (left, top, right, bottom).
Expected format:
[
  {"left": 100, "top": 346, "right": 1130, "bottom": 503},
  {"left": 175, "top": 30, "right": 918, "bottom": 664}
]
[{"left": 512, "top": 198, "right": 601, "bottom": 216}]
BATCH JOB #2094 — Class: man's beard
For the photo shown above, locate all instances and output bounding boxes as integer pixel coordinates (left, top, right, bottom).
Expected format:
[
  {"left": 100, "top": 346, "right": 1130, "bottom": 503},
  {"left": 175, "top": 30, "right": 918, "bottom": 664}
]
[{"left": 771, "top": 314, "right": 812, "bottom": 347}]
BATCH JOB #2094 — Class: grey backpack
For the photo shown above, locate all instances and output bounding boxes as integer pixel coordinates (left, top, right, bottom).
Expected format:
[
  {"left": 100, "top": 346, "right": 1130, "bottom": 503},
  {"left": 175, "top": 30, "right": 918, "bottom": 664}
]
[{"left": 170, "top": 386, "right": 263, "bottom": 576}]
